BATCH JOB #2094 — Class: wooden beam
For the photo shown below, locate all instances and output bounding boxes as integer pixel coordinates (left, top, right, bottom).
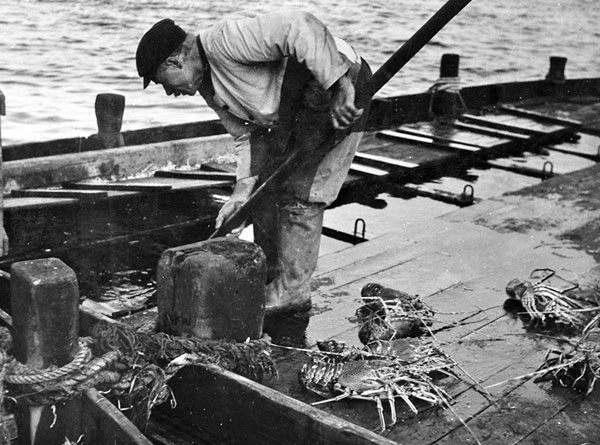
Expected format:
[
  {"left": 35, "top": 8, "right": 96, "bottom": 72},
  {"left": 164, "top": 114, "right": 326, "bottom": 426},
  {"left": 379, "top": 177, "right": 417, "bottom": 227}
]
[
  {"left": 168, "top": 364, "right": 397, "bottom": 445},
  {"left": 349, "top": 163, "right": 389, "bottom": 177},
  {"left": 377, "top": 129, "right": 481, "bottom": 153},
  {"left": 452, "top": 121, "right": 530, "bottom": 140},
  {"left": 354, "top": 151, "right": 419, "bottom": 170},
  {"left": 500, "top": 104, "right": 582, "bottom": 127},
  {"left": 81, "top": 389, "right": 153, "bottom": 445},
  {"left": 11, "top": 188, "right": 108, "bottom": 200},
  {"left": 3, "top": 133, "right": 236, "bottom": 192},
  {"left": 486, "top": 159, "right": 554, "bottom": 179},
  {"left": 154, "top": 170, "right": 236, "bottom": 181},
  {"left": 397, "top": 124, "right": 514, "bottom": 150},
  {"left": 63, "top": 181, "right": 172, "bottom": 192}
]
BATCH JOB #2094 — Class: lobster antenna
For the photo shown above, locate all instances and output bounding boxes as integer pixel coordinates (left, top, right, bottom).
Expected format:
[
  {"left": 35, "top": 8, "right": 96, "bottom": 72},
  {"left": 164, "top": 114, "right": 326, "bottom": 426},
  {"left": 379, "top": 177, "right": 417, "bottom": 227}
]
[{"left": 409, "top": 300, "right": 495, "bottom": 403}]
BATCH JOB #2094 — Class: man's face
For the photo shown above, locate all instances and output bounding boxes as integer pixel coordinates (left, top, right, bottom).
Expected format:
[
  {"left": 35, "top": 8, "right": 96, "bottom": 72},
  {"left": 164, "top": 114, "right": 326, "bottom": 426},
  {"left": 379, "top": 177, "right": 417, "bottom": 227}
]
[{"left": 154, "top": 60, "right": 201, "bottom": 97}]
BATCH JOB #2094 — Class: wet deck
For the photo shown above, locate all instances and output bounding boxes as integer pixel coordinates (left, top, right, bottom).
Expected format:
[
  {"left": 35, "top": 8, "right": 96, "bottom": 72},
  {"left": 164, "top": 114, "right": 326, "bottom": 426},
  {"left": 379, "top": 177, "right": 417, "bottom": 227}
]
[
  {"left": 81, "top": 98, "right": 600, "bottom": 444},
  {"left": 262, "top": 157, "right": 600, "bottom": 442}
]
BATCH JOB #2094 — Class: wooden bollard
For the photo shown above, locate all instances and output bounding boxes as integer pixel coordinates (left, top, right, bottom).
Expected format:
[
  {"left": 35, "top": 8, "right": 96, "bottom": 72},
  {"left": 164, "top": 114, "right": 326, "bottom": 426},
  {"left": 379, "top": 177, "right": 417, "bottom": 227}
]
[
  {"left": 439, "top": 53, "right": 460, "bottom": 78},
  {"left": 430, "top": 53, "right": 464, "bottom": 117},
  {"left": 11, "top": 258, "right": 81, "bottom": 444},
  {"left": 95, "top": 93, "right": 125, "bottom": 148},
  {"left": 157, "top": 238, "right": 266, "bottom": 342},
  {"left": 545, "top": 56, "right": 567, "bottom": 97}
]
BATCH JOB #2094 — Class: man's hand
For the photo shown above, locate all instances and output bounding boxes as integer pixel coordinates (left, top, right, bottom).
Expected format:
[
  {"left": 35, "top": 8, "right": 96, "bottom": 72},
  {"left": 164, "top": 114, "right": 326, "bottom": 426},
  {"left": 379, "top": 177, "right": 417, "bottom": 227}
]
[
  {"left": 215, "top": 176, "right": 258, "bottom": 230},
  {"left": 329, "top": 74, "right": 363, "bottom": 130}
]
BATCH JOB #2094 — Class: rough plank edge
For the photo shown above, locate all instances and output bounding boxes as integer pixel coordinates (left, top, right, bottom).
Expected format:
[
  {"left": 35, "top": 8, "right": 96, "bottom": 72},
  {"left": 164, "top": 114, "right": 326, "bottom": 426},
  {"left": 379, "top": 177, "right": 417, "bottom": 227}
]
[
  {"left": 377, "top": 129, "right": 480, "bottom": 153},
  {"left": 171, "top": 363, "right": 397, "bottom": 445},
  {"left": 500, "top": 105, "right": 582, "bottom": 127},
  {"left": 82, "top": 388, "right": 153, "bottom": 445},
  {"left": 397, "top": 125, "right": 512, "bottom": 149},
  {"left": 63, "top": 182, "right": 172, "bottom": 192},
  {"left": 11, "top": 189, "right": 108, "bottom": 200}
]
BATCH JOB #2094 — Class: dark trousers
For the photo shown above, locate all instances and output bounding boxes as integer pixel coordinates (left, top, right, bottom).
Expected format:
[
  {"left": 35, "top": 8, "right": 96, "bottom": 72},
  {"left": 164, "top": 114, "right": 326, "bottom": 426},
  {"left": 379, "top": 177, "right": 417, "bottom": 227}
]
[{"left": 249, "top": 57, "right": 372, "bottom": 311}]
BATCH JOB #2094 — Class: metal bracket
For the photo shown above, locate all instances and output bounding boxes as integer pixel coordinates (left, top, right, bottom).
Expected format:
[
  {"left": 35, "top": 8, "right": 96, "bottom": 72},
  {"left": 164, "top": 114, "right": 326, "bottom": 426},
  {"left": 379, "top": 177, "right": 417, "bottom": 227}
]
[
  {"left": 460, "top": 184, "right": 474, "bottom": 204},
  {"left": 353, "top": 218, "right": 366, "bottom": 240},
  {"left": 542, "top": 161, "right": 554, "bottom": 180}
]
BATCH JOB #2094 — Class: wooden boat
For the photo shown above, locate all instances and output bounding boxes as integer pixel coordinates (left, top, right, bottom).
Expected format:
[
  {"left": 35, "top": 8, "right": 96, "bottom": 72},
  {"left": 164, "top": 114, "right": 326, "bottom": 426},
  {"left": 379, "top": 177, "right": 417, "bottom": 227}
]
[{"left": 1, "top": 51, "right": 600, "bottom": 444}]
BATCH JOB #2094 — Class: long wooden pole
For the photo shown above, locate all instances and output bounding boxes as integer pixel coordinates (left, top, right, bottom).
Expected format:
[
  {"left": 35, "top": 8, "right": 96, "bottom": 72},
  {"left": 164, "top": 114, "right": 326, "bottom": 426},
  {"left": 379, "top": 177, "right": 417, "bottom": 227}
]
[
  {"left": 209, "top": 0, "right": 473, "bottom": 239},
  {"left": 367, "top": 0, "right": 472, "bottom": 96}
]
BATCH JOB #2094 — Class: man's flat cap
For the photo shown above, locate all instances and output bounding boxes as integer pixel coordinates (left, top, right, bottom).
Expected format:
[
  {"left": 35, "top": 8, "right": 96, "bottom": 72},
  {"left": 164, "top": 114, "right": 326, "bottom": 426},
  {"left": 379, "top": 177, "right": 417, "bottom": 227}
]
[{"left": 136, "top": 19, "right": 187, "bottom": 88}]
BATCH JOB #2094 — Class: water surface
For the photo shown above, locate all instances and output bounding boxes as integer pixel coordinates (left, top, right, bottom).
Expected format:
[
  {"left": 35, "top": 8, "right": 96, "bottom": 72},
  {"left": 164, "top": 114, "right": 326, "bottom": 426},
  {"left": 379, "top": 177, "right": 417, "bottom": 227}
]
[{"left": 1, "top": 0, "right": 598, "bottom": 145}]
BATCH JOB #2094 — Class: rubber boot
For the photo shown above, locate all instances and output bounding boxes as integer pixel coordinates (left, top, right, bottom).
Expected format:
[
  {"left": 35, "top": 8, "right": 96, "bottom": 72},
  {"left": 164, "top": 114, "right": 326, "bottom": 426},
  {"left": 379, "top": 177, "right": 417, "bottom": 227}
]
[{"left": 265, "top": 200, "right": 325, "bottom": 314}]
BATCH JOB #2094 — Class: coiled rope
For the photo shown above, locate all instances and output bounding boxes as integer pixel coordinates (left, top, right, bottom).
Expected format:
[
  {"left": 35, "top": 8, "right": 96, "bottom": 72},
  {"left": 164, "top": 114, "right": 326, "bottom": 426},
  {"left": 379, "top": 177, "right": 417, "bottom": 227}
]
[
  {"left": 5, "top": 339, "right": 92, "bottom": 385},
  {"left": 0, "top": 322, "right": 276, "bottom": 426}
]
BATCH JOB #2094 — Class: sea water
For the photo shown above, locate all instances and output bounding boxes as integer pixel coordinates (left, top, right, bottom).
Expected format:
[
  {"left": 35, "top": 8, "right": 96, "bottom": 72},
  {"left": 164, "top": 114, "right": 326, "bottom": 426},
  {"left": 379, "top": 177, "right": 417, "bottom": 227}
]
[{"left": 0, "top": 0, "right": 599, "bottom": 145}]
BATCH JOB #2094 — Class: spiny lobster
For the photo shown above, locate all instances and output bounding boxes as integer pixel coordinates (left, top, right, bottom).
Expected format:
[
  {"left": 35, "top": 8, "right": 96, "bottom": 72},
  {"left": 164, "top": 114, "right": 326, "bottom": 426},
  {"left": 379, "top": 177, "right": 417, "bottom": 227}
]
[{"left": 298, "top": 339, "right": 455, "bottom": 432}]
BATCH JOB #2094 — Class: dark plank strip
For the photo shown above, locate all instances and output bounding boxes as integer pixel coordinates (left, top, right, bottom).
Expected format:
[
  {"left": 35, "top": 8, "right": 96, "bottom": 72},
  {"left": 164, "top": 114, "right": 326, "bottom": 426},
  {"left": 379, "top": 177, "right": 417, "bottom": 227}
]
[
  {"left": 519, "top": 394, "right": 600, "bottom": 444},
  {"left": 486, "top": 159, "right": 555, "bottom": 179},
  {"left": 63, "top": 181, "right": 172, "bottom": 192},
  {"left": 398, "top": 124, "right": 513, "bottom": 149},
  {"left": 452, "top": 121, "right": 531, "bottom": 140},
  {"left": 500, "top": 105, "right": 582, "bottom": 127},
  {"left": 11, "top": 188, "right": 108, "bottom": 200},
  {"left": 460, "top": 113, "right": 566, "bottom": 135},
  {"left": 154, "top": 170, "right": 236, "bottom": 181},
  {"left": 401, "top": 183, "right": 477, "bottom": 207}
]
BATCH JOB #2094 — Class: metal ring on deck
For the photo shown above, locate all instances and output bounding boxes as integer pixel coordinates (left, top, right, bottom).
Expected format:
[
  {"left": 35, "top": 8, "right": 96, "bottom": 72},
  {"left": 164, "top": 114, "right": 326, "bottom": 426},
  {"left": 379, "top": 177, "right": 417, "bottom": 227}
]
[{"left": 5, "top": 340, "right": 92, "bottom": 385}]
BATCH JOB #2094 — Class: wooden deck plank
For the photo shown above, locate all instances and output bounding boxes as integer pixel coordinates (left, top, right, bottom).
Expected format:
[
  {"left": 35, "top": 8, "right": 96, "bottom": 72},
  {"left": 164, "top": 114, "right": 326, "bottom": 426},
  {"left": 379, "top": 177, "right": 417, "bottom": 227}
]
[
  {"left": 350, "top": 163, "right": 390, "bottom": 177},
  {"left": 64, "top": 181, "right": 172, "bottom": 192},
  {"left": 546, "top": 132, "right": 600, "bottom": 161},
  {"left": 354, "top": 151, "right": 419, "bottom": 170},
  {"left": 2, "top": 195, "right": 79, "bottom": 210},
  {"left": 460, "top": 113, "right": 568, "bottom": 136},
  {"left": 282, "top": 187, "right": 599, "bottom": 439},
  {"left": 167, "top": 364, "right": 397, "bottom": 445},
  {"left": 154, "top": 170, "right": 236, "bottom": 181},
  {"left": 500, "top": 105, "right": 583, "bottom": 127},
  {"left": 377, "top": 130, "right": 481, "bottom": 154},
  {"left": 519, "top": 393, "right": 600, "bottom": 444},
  {"left": 452, "top": 121, "right": 531, "bottom": 140},
  {"left": 362, "top": 138, "right": 460, "bottom": 169},
  {"left": 10, "top": 188, "right": 108, "bottom": 200},
  {"left": 398, "top": 122, "right": 514, "bottom": 149}
]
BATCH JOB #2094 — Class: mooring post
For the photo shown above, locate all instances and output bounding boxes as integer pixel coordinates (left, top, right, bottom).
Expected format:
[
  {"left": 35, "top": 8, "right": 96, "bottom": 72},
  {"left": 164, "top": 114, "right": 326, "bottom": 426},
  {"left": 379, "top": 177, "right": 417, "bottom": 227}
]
[
  {"left": 157, "top": 238, "right": 266, "bottom": 342},
  {"left": 545, "top": 56, "right": 567, "bottom": 97},
  {"left": 440, "top": 53, "right": 460, "bottom": 79},
  {"left": 95, "top": 93, "right": 125, "bottom": 148},
  {"left": 10, "top": 258, "right": 81, "bottom": 444},
  {"left": 0, "top": 90, "right": 8, "bottom": 256},
  {"left": 430, "top": 53, "right": 465, "bottom": 118}
]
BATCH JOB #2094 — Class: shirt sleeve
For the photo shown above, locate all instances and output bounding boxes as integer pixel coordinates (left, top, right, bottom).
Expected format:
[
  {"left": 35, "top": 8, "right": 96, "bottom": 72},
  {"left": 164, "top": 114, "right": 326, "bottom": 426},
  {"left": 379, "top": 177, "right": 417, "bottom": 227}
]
[
  {"left": 216, "top": 10, "right": 352, "bottom": 90},
  {"left": 200, "top": 89, "right": 255, "bottom": 180},
  {"left": 216, "top": 109, "right": 254, "bottom": 180}
]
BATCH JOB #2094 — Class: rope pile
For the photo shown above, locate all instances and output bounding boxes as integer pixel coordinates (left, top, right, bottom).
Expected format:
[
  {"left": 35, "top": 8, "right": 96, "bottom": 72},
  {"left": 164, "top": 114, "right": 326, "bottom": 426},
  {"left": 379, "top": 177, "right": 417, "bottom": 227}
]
[{"left": 0, "top": 323, "right": 276, "bottom": 429}]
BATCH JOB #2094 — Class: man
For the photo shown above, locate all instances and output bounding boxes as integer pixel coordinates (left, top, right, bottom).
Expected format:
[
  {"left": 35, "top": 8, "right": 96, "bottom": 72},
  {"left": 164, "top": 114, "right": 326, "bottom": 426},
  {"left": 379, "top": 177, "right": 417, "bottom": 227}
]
[{"left": 136, "top": 10, "right": 371, "bottom": 314}]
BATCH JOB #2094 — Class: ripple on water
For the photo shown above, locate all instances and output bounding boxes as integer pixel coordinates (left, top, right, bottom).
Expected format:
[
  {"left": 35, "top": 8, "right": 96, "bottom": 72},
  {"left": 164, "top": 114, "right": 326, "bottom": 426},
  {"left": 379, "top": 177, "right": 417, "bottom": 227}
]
[{"left": 1, "top": 0, "right": 599, "bottom": 144}]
